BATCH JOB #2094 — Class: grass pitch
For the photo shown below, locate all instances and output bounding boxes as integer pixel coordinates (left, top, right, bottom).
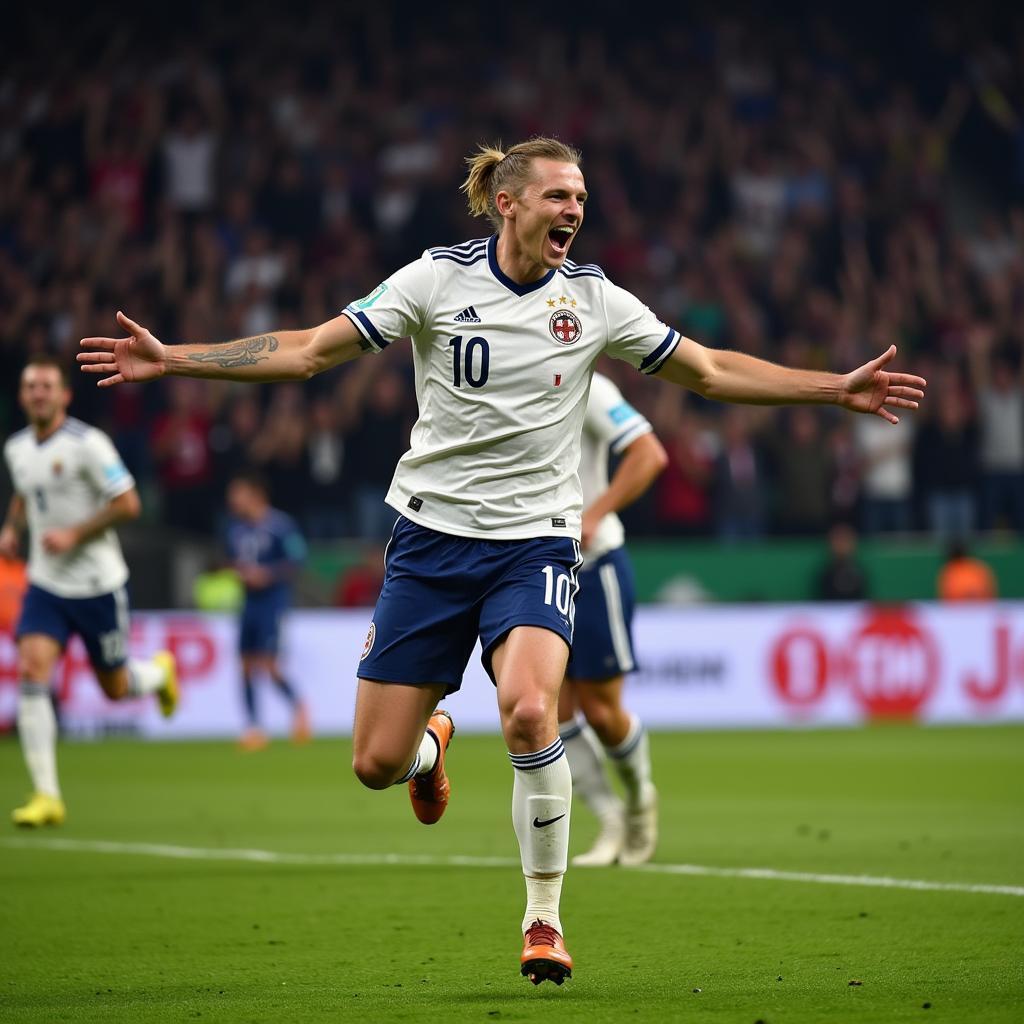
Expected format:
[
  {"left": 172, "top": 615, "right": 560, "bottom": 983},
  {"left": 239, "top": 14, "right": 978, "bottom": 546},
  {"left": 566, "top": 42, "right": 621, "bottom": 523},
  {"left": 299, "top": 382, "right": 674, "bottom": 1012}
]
[{"left": 1, "top": 725, "right": 1021, "bottom": 1023}]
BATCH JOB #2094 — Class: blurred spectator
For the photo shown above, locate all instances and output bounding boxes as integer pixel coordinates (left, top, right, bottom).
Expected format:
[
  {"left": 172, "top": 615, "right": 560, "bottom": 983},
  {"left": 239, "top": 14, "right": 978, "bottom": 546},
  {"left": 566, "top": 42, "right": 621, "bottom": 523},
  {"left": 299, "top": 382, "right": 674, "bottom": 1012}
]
[
  {"left": 937, "top": 538, "right": 998, "bottom": 601},
  {"left": 651, "top": 395, "right": 716, "bottom": 537},
  {"left": 913, "top": 367, "right": 978, "bottom": 540},
  {"left": 340, "top": 365, "right": 413, "bottom": 542},
  {"left": 764, "top": 408, "right": 833, "bottom": 536},
  {"left": 966, "top": 327, "right": 1024, "bottom": 532},
  {"left": 209, "top": 391, "right": 262, "bottom": 488},
  {"left": 248, "top": 383, "right": 308, "bottom": 521},
  {"left": 301, "top": 393, "right": 348, "bottom": 540},
  {"left": 150, "top": 378, "right": 214, "bottom": 534},
  {"left": 854, "top": 412, "right": 914, "bottom": 534},
  {"left": 815, "top": 524, "right": 869, "bottom": 602},
  {"left": 161, "top": 96, "right": 221, "bottom": 215},
  {"left": 712, "top": 406, "right": 766, "bottom": 540}
]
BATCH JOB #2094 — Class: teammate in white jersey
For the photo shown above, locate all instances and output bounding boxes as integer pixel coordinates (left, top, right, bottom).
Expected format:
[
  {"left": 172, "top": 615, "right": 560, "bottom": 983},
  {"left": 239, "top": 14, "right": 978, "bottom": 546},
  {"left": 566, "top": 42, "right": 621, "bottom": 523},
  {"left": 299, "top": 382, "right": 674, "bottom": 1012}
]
[
  {"left": 0, "top": 358, "right": 179, "bottom": 828},
  {"left": 78, "top": 137, "right": 926, "bottom": 985},
  {"left": 558, "top": 372, "right": 667, "bottom": 867}
]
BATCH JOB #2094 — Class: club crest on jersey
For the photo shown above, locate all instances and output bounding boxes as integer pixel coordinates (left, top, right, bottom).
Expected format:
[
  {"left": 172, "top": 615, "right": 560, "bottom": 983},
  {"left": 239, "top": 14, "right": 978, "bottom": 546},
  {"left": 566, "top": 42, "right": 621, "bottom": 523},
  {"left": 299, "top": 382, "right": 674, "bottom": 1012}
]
[
  {"left": 360, "top": 622, "right": 376, "bottom": 660},
  {"left": 549, "top": 309, "right": 582, "bottom": 346},
  {"left": 51, "top": 460, "right": 63, "bottom": 477}
]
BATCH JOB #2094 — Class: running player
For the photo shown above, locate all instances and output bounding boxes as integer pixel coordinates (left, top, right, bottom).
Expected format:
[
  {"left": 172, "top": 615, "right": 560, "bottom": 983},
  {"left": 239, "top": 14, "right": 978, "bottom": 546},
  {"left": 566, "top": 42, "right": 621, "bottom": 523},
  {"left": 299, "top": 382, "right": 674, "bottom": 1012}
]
[
  {"left": 224, "top": 470, "right": 311, "bottom": 749},
  {"left": 1, "top": 357, "right": 178, "bottom": 828},
  {"left": 558, "top": 371, "right": 667, "bottom": 867},
  {"left": 78, "top": 137, "right": 926, "bottom": 984}
]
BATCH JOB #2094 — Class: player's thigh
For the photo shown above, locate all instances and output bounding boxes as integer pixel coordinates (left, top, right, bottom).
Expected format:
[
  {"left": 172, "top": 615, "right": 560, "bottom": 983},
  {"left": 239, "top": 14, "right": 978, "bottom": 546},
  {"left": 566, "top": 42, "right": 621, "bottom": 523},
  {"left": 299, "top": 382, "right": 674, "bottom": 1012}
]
[
  {"left": 16, "top": 633, "right": 63, "bottom": 682},
  {"left": 352, "top": 679, "right": 447, "bottom": 784},
  {"left": 15, "top": 585, "right": 71, "bottom": 680}
]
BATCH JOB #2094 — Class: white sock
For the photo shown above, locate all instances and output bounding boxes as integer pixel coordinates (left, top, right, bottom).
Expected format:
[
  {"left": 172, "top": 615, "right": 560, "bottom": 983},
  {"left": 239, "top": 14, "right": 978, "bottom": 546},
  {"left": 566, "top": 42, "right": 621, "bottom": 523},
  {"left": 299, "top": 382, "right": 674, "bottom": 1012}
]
[
  {"left": 395, "top": 730, "right": 439, "bottom": 785},
  {"left": 560, "top": 716, "right": 623, "bottom": 820},
  {"left": 126, "top": 658, "right": 164, "bottom": 698},
  {"left": 510, "top": 738, "right": 571, "bottom": 935},
  {"left": 607, "top": 714, "right": 653, "bottom": 811},
  {"left": 17, "top": 682, "right": 60, "bottom": 798}
]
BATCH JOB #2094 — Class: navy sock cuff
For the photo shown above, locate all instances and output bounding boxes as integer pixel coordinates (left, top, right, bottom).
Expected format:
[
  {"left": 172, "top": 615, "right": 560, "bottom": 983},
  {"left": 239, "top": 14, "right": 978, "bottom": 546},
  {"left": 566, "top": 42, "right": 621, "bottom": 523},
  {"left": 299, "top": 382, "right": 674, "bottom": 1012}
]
[{"left": 509, "top": 738, "right": 565, "bottom": 771}]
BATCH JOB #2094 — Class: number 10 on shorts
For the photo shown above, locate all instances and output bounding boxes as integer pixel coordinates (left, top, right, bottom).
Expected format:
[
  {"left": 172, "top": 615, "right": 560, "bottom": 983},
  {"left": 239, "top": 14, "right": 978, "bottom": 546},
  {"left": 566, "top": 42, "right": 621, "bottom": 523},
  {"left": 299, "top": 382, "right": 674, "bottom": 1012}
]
[{"left": 541, "top": 565, "right": 572, "bottom": 615}]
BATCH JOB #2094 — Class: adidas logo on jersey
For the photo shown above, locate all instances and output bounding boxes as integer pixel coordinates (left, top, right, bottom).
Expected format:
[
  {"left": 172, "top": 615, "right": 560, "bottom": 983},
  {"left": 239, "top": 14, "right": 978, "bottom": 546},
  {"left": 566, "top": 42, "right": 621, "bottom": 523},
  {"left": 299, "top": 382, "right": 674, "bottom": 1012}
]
[{"left": 453, "top": 306, "right": 482, "bottom": 323}]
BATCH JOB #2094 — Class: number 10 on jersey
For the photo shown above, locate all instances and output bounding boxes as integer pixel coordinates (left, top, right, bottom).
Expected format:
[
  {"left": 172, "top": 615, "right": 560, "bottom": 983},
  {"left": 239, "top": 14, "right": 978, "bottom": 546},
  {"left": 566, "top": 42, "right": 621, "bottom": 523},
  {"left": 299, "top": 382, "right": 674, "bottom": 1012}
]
[{"left": 448, "top": 336, "right": 490, "bottom": 388}]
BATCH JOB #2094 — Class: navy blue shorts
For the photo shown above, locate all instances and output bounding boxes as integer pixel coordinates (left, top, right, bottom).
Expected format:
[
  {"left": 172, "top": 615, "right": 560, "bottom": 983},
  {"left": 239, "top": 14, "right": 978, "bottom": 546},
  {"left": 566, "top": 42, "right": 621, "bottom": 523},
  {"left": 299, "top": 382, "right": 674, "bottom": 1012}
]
[
  {"left": 16, "top": 583, "right": 130, "bottom": 671},
  {"left": 566, "top": 546, "right": 637, "bottom": 681},
  {"left": 239, "top": 597, "right": 287, "bottom": 654},
  {"left": 358, "top": 516, "right": 582, "bottom": 693}
]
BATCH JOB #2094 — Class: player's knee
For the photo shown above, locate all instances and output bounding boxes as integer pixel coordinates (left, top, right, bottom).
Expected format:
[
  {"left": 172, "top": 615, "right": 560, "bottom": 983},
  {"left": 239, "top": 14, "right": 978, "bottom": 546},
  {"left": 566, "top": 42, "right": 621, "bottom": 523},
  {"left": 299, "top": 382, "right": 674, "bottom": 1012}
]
[
  {"left": 351, "top": 751, "right": 400, "bottom": 790},
  {"left": 502, "top": 696, "right": 553, "bottom": 747}
]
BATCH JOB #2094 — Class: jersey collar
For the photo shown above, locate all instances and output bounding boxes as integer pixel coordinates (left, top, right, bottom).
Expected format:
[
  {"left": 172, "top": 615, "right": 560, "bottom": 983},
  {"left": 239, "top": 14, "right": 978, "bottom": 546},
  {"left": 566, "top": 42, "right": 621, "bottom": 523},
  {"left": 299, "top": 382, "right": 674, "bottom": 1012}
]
[{"left": 487, "top": 235, "right": 556, "bottom": 297}]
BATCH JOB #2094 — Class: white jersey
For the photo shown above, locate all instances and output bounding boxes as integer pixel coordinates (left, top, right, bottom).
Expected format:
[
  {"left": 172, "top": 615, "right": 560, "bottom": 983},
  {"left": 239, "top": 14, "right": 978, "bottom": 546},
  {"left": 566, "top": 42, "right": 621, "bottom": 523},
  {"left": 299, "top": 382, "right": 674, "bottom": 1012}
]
[
  {"left": 342, "top": 235, "right": 680, "bottom": 540},
  {"left": 579, "top": 373, "right": 653, "bottom": 564},
  {"left": 3, "top": 417, "right": 135, "bottom": 598}
]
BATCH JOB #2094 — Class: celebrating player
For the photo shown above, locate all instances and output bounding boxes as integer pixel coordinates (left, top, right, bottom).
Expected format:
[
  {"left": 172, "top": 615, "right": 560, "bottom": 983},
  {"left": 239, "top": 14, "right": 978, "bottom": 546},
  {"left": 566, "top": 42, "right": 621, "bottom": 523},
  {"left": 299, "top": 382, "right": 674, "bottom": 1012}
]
[
  {"left": 1, "top": 357, "right": 179, "bottom": 828},
  {"left": 224, "top": 470, "right": 311, "bottom": 749},
  {"left": 558, "top": 372, "right": 667, "bottom": 867},
  {"left": 78, "top": 137, "right": 926, "bottom": 984}
]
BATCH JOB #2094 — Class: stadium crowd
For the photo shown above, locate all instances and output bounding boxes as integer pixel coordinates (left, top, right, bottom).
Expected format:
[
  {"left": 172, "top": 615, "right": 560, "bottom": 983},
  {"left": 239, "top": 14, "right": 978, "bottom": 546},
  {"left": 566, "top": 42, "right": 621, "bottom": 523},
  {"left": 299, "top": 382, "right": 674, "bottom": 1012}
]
[{"left": 2, "top": 4, "right": 1023, "bottom": 543}]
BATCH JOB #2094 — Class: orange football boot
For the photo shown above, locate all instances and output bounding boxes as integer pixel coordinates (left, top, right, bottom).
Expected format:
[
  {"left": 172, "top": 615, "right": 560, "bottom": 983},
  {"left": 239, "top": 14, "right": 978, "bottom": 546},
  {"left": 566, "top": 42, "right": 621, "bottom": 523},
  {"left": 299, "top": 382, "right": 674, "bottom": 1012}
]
[
  {"left": 408, "top": 710, "right": 454, "bottom": 825},
  {"left": 520, "top": 919, "right": 573, "bottom": 985}
]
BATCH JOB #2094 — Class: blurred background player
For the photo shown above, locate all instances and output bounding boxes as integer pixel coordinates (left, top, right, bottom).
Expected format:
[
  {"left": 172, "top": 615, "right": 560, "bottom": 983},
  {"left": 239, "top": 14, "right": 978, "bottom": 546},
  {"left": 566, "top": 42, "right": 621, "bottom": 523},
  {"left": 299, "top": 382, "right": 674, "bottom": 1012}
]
[
  {"left": 558, "top": 372, "right": 667, "bottom": 866},
  {"left": 0, "top": 357, "right": 178, "bottom": 827},
  {"left": 224, "top": 470, "right": 310, "bottom": 749}
]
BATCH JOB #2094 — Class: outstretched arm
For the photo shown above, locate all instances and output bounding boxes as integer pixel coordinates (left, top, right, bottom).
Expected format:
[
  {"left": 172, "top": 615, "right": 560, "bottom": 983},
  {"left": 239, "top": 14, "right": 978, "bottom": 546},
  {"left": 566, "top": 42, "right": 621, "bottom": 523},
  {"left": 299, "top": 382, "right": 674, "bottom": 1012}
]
[
  {"left": 79, "top": 310, "right": 370, "bottom": 386},
  {"left": 656, "top": 340, "right": 925, "bottom": 425}
]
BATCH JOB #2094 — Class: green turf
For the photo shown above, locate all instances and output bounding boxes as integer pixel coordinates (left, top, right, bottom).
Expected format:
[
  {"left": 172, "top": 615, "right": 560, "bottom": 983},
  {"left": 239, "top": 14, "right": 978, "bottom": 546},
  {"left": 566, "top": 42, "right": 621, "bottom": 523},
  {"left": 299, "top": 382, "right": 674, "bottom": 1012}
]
[{"left": 1, "top": 725, "right": 1022, "bottom": 1023}]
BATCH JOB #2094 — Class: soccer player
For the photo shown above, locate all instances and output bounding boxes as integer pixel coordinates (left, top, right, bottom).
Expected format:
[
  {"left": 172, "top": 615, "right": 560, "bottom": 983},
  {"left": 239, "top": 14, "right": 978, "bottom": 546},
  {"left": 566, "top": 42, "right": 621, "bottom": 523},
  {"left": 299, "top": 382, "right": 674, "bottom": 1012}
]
[
  {"left": 1, "top": 357, "right": 179, "bottom": 827},
  {"left": 78, "top": 137, "right": 926, "bottom": 984},
  {"left": 558, "top": 372, "right": 667, "bottom": 867},
  {"left": 224, "top": 470, "right": 311, "bottom": 749}
]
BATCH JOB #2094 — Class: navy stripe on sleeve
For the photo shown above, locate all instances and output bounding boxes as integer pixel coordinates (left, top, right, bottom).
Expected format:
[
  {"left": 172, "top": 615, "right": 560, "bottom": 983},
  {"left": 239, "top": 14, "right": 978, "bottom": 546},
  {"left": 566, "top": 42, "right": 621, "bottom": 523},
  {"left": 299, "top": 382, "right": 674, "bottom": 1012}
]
[
  {"left": 342, "top": 308, "right": 390, "bottom": 349},
  {"left": 639, "top": 329, "right": 679, "bottom": 374}
]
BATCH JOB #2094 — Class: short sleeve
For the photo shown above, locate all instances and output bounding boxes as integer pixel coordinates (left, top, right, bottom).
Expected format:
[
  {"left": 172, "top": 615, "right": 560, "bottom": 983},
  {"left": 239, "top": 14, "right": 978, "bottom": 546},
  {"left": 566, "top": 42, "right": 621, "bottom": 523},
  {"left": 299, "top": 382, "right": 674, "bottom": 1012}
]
[
  {"left": 603, "top": 281, "right": 681, "bottom": 375},
  {"left": 585, "top": 374, "right": 653, "bottom": 454},
  {"left": 83, "top": 430, "right": 135, "bottom": 500},
  {"left": 341, "top": 252, "right": 436, "bottom": 352}
]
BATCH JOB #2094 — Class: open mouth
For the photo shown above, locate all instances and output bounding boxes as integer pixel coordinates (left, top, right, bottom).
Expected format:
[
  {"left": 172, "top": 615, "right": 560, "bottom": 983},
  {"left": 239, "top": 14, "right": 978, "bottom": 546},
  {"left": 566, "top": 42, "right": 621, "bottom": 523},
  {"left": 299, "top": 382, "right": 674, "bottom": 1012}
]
[{"left": 547, "top": 224, "right": 575, "bottom": 255}]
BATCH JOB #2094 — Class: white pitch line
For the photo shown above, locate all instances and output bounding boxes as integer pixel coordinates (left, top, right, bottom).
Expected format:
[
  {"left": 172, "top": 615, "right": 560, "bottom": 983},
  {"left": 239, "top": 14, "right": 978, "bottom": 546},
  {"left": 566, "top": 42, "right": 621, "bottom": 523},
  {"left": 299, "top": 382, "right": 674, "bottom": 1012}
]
[{"left": 2, "top": 837, "right": 1022, "bottom": 898}]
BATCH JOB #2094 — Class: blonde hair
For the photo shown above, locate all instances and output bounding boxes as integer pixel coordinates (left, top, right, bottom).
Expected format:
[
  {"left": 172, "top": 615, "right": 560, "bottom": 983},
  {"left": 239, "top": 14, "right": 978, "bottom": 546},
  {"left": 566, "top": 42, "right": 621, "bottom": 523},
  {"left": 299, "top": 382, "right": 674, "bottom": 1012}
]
[{"left": 461, "top": 137, "right": 582, "bottom": 231}]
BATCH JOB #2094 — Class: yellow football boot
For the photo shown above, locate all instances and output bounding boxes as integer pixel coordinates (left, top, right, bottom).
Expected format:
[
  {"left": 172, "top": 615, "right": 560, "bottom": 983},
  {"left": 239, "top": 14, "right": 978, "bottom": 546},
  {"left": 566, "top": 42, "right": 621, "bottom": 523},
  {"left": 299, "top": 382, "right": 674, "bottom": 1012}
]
[
  {"left": 153, "top": 650, "right": 179, "bottom": 718},
  {"left": 12, "top": 793, "right": 66, "bottom": 828}
]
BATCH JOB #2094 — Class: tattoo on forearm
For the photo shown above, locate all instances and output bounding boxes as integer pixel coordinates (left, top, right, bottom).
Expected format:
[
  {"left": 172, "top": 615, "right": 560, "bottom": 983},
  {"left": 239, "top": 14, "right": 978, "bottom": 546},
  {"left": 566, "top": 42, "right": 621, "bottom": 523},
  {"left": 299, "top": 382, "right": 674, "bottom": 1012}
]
[
  {"left": 357, "top": 335, "right": 373, "bottom": 353},
  {"left": 187, "top": 335, "right": 280, "bottom": 368}
]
